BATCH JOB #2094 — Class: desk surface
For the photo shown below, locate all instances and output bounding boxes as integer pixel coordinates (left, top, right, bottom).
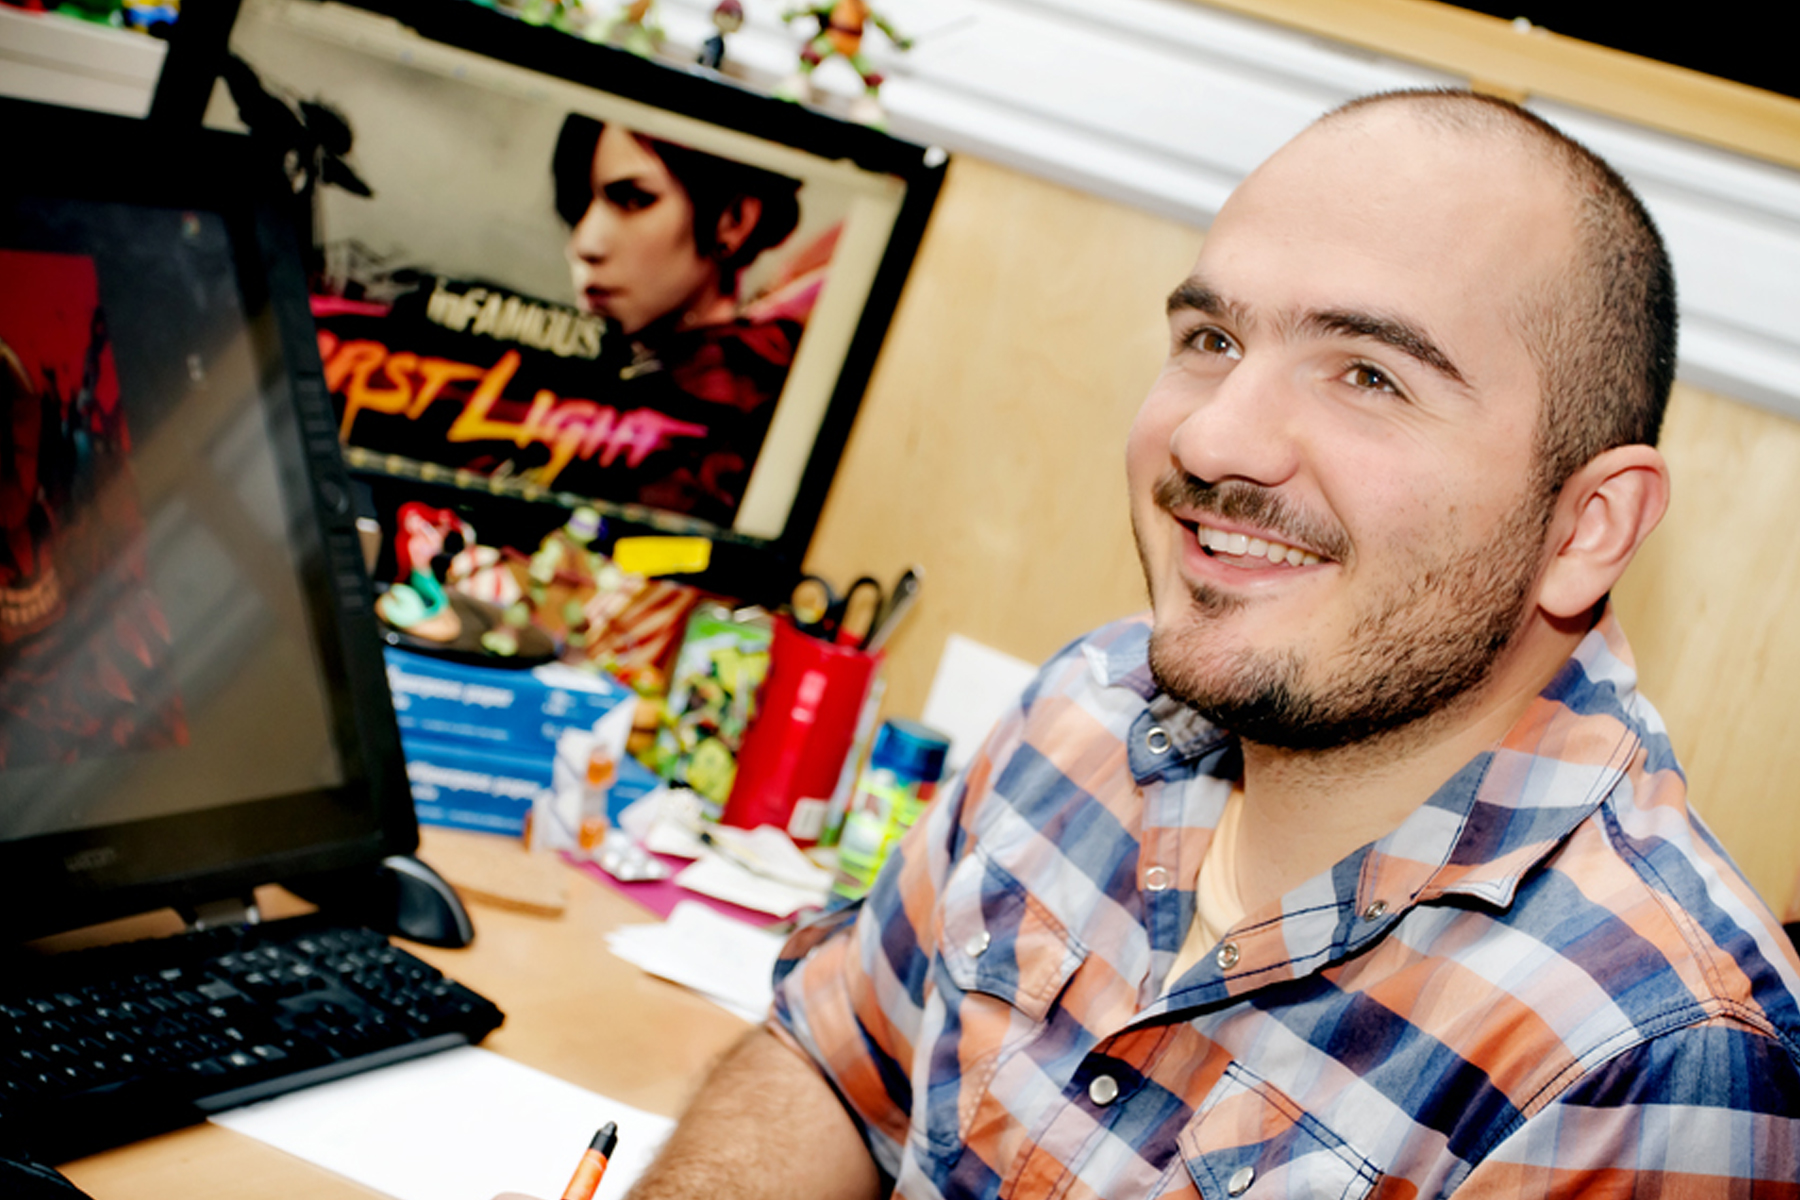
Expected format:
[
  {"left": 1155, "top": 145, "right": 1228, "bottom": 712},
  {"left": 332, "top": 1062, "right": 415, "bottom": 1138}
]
[{"left": 55, "top": 828, "right": 751, "bottom": 1199}]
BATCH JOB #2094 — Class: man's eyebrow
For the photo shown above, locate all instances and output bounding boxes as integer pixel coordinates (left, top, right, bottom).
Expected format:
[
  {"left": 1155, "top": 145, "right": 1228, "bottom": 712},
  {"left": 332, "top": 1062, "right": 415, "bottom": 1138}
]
[
  {"left": 1307, "top": 309, "right": 1467, "bottom": 386},
  {"left": 1165, "top": 278, "right": 1247, "bottom": 326},
  {"left": 1167, "top": 278, "right": 1469, "bottom": 388}
]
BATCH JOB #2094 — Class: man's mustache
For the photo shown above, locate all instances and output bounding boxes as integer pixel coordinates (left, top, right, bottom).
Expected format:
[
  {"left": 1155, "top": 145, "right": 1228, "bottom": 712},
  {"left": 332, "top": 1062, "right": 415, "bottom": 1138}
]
[{"left": 1151, "top": 471, "right": 1352, "bottom": 564}]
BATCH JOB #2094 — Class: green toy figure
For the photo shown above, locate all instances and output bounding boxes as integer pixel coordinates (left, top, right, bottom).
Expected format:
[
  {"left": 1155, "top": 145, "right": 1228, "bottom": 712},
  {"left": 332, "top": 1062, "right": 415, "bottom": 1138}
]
[
  {"left": 776, "top": 0, "right": 913, "bottom": 126},
  {"left": 587, "top": 0, "right": 665, "bottom": 56},
  {"left": 520, "top": 505, "right": 605, "bottom": 646},
  {"left": 526, "top": 506, "right": 605, "bottom": 597},
  {"left": 517, "top": 0, "right": 580, "bottom": 33}
]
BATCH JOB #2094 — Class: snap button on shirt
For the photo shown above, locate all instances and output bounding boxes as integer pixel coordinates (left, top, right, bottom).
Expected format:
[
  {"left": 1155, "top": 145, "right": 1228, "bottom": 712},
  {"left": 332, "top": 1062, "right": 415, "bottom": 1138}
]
[
  {"left": 1363, "top": 899, "right": 1389, "bottom": 920},
  {"left": 1144, "top": 865, "right": 1172, "bottom": 892},
  {"left": 1216, "top": 942, "right": 1241, "bottom": 970},
  {"left": 1087, "top": 1074, "right": 1120, "bottom": 1106},
  {"left": 1228, "top": 1165, "right": 1255, "bottom": 1195},
  {"left": 964, "top": 930, "right": 991, "bottom": 958},
  {"left": 1145, "top": 726, "right": 1171, "bottom": 754}
]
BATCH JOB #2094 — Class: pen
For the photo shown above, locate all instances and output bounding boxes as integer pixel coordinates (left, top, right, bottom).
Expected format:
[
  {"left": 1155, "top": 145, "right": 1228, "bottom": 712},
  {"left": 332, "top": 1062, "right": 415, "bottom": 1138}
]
[
  {"left": 697, "top": 827, "right": 823, "bottom": 890},
  {"left": 561, "top": 1122, "right": 618, "bottom": 1200}
]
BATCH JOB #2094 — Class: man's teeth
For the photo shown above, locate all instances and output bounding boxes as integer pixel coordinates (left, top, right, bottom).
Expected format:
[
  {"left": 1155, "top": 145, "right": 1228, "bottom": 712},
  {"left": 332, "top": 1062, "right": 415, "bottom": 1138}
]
[{"left": 1196, "top": 524, "right": 1321, "bottom": 566}]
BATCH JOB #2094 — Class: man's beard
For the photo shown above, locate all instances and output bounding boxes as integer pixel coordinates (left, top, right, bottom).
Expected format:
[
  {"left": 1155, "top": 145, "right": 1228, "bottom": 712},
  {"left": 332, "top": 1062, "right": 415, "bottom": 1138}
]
[{"left": 1140, "top": 473, "right": 1552, "bottom": 753}]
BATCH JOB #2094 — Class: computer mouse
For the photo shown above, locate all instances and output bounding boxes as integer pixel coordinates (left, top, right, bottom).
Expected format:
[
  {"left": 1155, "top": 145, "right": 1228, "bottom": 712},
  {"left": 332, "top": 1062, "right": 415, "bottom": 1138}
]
[
  {"left": 384, "top": 853, "right": 476, "bottom": 948},
  {"left": 286, "top": 853, "right": 476, "bottom": 948}
]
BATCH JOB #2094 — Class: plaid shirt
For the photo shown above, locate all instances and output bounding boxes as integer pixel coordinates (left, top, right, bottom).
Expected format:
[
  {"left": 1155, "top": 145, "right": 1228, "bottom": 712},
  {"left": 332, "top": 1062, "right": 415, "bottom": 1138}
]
[{"left": 771, "top": 611, "right": 1800, "bottom": 1198}]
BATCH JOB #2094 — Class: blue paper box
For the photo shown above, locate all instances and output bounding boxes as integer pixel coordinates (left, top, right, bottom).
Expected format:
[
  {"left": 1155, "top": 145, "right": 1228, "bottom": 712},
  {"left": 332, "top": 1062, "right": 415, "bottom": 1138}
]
[
  {"left": 400, "top": 732, "right": 665, "bottom": 837},
  {"left": 383, "top": 647, "right": 634, "bottom": 755},
  {"left": 400, "top": 735, "right": 552, "bottom": 836}
]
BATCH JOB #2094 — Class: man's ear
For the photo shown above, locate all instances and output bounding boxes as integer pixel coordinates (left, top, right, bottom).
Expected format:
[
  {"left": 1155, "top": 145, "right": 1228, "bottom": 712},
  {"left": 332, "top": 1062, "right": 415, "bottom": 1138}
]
[
  {"left": 714, "top": 195, "right": 763, "bottom": 260},
  {"left": 1537, "top": 444, "right": 1671, "bottom": 620}
]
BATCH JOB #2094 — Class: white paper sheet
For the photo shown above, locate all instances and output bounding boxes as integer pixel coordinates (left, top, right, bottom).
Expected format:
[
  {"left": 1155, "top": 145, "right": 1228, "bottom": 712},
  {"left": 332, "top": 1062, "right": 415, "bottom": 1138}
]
[
  {"left": 212, "top": 1046, "right": 673, "bottom": 1200},
  {"left": 605, "top": 900, "right": 784, "bottom": 1023},
  {"left": 920, "top": 633, "right": 1039, "bottom": 773}
]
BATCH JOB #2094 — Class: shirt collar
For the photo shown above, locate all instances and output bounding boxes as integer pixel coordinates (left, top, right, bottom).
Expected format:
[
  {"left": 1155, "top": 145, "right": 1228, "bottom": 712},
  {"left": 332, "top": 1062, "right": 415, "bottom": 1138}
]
[
  {"left": 1083, "top": 623, "right": 1235, "bottom": 782},
  {"left": 1400, "top": 604, "right": 1658, "bottom": 911},
  {"left": 1098, "top": 605, "right": 1657, "bottom": 914}
]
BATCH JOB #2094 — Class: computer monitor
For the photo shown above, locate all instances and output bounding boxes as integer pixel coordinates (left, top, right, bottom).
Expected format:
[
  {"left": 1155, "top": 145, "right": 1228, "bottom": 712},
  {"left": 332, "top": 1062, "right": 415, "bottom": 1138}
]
[
  {"left": 196, "top": 0, "right": 947, "bottom": 604},
  {"left": 0, "top": 96, "right": 415, "bottom": 942}
]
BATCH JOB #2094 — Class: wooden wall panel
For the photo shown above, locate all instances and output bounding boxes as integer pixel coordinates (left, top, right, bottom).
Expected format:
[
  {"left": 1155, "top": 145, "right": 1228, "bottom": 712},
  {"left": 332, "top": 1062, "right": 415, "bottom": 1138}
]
[
  {"left": 803, "top": 156, "right": 1197, "bottom": 723},
  {"left": 1612, "top": 384, "right": 1800, "bottom": 912},
  {"left": 805, "top": 152, "right": 1800, "bottom": 913}
]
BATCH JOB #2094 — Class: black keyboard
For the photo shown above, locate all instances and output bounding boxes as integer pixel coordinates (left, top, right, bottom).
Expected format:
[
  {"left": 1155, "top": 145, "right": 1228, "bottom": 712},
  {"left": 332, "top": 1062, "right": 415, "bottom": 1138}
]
[{"left": 0, "top": 915, "right": 504, "bottom": 1163}]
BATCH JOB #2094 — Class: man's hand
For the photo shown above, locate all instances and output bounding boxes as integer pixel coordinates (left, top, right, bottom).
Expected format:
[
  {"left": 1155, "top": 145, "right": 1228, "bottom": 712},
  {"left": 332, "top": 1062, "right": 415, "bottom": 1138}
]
[{"left": 627, "top": 1025, "right": 880, "bottom": 1200}]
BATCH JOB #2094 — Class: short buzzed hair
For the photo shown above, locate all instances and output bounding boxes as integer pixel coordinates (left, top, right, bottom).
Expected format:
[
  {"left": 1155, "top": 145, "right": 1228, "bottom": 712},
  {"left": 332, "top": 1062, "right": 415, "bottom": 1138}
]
[{"left": 1324, "top": 89, "right": 1678, "bottom": 497}]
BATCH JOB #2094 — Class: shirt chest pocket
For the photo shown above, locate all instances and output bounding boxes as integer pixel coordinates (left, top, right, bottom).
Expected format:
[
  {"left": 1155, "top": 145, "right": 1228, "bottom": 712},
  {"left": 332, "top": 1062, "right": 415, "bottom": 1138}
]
[
  {"left": 1179, "top": 1064, "right": 1382, "bottom": 1200},
  {"left": 921, "top": 850, "right": 1087, "bottom": 1154}
]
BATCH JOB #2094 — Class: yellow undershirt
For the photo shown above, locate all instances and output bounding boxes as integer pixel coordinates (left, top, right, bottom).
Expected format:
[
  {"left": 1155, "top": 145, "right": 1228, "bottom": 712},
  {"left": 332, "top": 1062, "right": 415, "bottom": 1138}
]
[{"left": 1166, "top": 784, "right": 1246, "bottom": 992}]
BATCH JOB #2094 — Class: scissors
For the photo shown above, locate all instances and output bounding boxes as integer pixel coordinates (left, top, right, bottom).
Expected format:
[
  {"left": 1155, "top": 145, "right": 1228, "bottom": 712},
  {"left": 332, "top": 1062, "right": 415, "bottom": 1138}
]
[
  {"left": 790, "top": 574, "right": 885, "bottom": 646},
  {"left": 862, "top": 566, "right": 920, "bottom": 651}
]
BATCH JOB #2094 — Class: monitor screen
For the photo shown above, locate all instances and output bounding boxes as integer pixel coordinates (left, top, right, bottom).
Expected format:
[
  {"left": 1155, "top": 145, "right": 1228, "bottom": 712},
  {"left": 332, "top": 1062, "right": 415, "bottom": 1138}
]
[
  {"left": 0, "top": 97, "right": 414, "bottom": 941},
  {"left": 202, "top": 0, "right": 946, "bottom": 603}
]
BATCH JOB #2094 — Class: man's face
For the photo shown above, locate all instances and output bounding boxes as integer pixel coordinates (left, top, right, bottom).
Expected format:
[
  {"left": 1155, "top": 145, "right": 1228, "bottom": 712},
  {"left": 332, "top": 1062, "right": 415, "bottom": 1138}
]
[{"left": 1127, "top": 109, "right": 1576, "bottom": 750}]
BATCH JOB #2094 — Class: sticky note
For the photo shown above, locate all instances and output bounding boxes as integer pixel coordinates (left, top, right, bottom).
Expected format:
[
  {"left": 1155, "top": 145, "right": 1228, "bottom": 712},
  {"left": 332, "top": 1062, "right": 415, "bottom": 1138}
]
[{"left": 613, "top": 537, "right": 712, "bottom": 576}]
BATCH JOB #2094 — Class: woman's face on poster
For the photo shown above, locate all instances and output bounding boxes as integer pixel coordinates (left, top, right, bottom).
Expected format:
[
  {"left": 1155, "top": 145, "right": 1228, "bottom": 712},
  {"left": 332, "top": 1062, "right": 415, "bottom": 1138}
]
[{"left": 566, "top": 125, "right": 716, "bottom": 336}]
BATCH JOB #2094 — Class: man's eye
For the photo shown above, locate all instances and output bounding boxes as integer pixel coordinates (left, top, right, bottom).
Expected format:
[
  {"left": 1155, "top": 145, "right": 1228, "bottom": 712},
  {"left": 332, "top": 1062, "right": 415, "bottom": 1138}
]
[
  {"left": 1345, "top": 362, "right": 1396, "bottom": 393},
  {"left": 1187, "top": 327, "right": 1240, "bottom": 359}
]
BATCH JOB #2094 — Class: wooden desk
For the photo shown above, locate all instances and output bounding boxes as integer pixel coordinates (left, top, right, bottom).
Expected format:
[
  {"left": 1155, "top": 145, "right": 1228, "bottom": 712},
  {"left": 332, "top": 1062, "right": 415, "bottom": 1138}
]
[{"left": 54, "top": 828, "right": 751, "bottom": 1199}]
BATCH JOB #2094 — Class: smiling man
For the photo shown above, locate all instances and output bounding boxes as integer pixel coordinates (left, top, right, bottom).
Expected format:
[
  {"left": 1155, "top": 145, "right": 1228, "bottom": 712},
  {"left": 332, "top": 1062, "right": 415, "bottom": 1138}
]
[{"left": 609, "top": 90, "right": 1800, "bottom": 1200}]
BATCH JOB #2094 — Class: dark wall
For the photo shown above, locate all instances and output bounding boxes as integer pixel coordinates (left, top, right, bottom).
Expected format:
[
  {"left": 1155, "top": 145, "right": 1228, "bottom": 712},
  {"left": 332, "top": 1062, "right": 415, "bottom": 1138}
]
[{"left": 1444, "top": 5, "right": 1791, "bottom": 101}]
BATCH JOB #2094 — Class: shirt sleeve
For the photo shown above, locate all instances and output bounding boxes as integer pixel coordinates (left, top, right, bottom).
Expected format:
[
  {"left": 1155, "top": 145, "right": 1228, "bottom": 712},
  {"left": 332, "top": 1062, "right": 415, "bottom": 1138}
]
[
  {"left": 1448, "top": 1018, "right": 1800, "bottom": 1195},
  {"left": 767, "top": 692, "right": 1033, "bottom": 1180}
]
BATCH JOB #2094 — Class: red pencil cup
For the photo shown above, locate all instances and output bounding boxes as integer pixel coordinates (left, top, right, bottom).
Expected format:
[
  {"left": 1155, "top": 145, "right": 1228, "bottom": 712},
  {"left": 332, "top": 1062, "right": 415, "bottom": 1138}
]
[{"left": 722, "top": 616, "right": 882, "bottom": 843}]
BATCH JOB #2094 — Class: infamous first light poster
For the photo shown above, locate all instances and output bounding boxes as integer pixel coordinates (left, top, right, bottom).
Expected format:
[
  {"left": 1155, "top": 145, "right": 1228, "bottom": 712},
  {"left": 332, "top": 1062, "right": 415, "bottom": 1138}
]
[{"left": 219, "top": 0, "right": 913, "bottom": 538}]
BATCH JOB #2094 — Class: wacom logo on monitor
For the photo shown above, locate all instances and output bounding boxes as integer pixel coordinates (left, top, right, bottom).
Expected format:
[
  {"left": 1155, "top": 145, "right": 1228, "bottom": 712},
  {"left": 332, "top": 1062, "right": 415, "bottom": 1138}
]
[{"left": 64, "top": 847, "right": 120, "bottom": 874}]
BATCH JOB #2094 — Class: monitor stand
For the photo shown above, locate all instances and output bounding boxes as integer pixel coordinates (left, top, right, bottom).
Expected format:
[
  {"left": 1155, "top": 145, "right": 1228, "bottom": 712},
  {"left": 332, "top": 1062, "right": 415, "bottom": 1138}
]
[{"left": 178, "top": 894, "right": 263, "bottom": 932}]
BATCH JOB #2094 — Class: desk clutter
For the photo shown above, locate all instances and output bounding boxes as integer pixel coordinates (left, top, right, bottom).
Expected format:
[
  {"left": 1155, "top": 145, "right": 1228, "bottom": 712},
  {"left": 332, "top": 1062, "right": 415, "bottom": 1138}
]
[
  {"left": 368, "top": 502, "right": 947, "bottom": 939},
  {"left": 354, "top": 494, "right": 1040, "bottom": 1036}
]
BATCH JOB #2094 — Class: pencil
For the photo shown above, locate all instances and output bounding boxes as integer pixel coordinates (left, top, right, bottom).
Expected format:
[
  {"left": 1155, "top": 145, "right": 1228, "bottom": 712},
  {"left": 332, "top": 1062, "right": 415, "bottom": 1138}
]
[{"left": 561, "top": 1121, "right": 618, "bottom": 1200}]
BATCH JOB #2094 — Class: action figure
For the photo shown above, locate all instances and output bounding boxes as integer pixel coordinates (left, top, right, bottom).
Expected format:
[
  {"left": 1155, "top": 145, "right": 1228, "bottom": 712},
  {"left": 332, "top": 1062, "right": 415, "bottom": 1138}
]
[
  {"left": 698, "top": 0, "right": 744, "bottom": 71},
  {"left": 374, "top": 503, "right": 468, "bottom": 644},
  {"left": 375, "top": 503, "right": 554, "bottom": 662},
  {"left": 776, "top": 0, "right": 912, "bottom": 126}
]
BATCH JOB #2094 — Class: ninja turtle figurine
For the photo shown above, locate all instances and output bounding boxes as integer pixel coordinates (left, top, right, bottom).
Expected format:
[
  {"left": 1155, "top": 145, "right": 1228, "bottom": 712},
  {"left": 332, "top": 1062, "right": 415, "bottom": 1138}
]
[{"left": 776, "top": 0, "right": 913, "bottom": 126}]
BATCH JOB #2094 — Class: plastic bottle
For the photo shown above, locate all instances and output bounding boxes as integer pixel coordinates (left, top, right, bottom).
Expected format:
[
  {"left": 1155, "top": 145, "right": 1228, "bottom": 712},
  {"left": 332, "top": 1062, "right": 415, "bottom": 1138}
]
[{"left": 831, "top": 718, "right": 950, "bottom": 901}]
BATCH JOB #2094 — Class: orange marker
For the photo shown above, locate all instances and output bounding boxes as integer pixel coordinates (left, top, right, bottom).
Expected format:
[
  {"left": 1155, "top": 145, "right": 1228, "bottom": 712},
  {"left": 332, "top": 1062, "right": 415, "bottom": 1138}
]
[{"left": 561, "top": 1122, "right": 618, "bottom": 1200}]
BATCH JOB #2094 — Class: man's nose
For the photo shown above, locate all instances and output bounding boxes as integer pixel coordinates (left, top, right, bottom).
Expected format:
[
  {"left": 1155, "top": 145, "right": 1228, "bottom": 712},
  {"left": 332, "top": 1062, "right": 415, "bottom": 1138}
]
[{"left": 1166, "top": 356, "right": 1303, "bottom": 490}]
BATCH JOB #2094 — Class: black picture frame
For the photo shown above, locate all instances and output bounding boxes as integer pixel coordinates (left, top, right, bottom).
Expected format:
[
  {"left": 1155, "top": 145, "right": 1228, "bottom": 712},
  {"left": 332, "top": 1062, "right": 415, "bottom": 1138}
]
[{"left": 183, "top": 0, "right": 947, "bottom": 605}]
